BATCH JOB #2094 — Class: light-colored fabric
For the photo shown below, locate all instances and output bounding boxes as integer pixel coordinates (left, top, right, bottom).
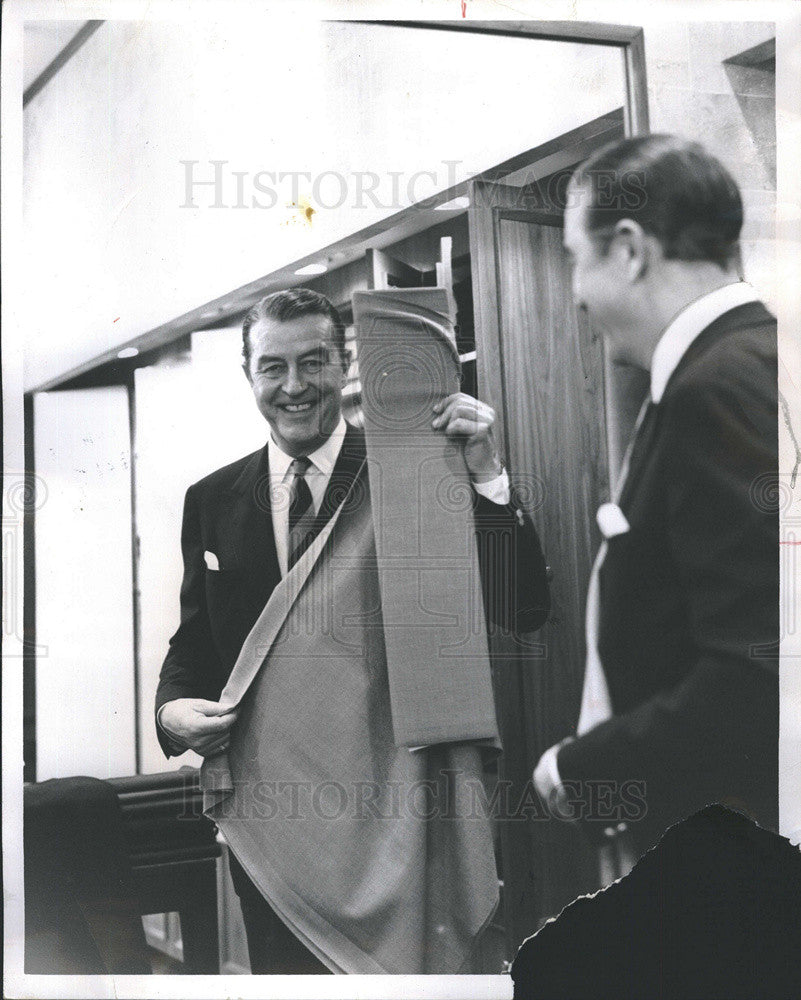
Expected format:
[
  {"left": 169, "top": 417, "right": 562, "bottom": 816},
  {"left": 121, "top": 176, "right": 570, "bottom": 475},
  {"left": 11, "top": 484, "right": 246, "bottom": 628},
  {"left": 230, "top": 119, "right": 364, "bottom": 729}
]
[
  {"left": 201, "top": 288, "right": 502, "bottom": 973},
  {"left": 352, "top": 288, "right": 501, "bottom": 749},
  {"left": 201, "top": 460, "right": 499, "bottom": 973},
  {"left": 650, "top": 281, "right": 759, "bottom": 403},
  {"left": 577, "top": 539, "right": 614, "bottom": 737}
]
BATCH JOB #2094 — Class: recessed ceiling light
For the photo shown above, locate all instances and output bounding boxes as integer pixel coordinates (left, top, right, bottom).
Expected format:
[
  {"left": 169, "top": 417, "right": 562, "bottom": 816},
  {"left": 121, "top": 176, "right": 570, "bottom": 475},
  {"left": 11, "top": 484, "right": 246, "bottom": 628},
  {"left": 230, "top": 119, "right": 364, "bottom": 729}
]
[
  {"left": 294, "top": 263, "right": 328, "bottom": 275},
  {"left": 435, "top": 196, "right": 470, "bottom": 211},
  {"left": 117, "top": 347, "right": 139, "bottom": 359}
]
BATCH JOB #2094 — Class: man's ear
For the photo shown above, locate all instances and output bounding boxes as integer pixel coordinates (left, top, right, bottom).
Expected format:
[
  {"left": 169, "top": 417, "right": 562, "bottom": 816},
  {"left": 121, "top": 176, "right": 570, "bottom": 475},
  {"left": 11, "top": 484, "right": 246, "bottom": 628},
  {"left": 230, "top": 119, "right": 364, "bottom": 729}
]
[{"left": 612, "top": 219, "right": 652, "bottom": 281}]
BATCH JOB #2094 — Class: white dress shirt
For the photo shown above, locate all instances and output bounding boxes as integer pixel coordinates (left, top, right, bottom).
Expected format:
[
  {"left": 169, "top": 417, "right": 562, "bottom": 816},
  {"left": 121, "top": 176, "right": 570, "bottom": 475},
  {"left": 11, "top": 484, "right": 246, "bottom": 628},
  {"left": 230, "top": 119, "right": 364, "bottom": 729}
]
[{"left": 268, "top": 417, "right": 349, "bottom": 577}]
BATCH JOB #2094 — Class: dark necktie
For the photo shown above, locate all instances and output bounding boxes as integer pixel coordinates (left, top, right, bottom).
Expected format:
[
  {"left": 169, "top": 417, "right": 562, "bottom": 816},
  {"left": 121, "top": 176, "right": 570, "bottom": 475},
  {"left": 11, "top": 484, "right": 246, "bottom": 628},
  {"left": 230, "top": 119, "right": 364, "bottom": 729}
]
[{"left": 287, "top": 457, "right": 315, "bottom": 570}]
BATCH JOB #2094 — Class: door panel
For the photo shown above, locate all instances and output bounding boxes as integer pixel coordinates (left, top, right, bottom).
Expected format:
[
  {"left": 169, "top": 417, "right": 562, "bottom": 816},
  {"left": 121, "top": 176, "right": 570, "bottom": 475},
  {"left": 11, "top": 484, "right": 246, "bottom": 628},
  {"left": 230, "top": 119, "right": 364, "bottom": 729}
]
[
  {"left": 470, "top": 179, "right": 609, "bottom": 947},
  {"left": 33, "top": 387, "right": 137, "bottom": 779}
]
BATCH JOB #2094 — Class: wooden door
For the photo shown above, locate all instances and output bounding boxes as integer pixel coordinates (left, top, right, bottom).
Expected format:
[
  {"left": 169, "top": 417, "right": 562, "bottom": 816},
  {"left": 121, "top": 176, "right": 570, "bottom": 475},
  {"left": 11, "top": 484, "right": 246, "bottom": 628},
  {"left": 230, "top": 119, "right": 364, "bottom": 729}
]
[{"left": 469, "top": 179, "right": 610, "bottom": 949}]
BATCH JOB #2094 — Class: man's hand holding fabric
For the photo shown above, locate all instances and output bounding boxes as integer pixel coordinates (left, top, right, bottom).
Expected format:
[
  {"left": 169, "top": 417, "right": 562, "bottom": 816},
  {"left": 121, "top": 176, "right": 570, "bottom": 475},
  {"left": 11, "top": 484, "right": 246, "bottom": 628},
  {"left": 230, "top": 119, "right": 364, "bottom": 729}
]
[
  {"left": 159, "top": 697, "right": 238, "bottom": 756},
  {"left": 432, "top": 392, "right": 503, "bottom": 483}
]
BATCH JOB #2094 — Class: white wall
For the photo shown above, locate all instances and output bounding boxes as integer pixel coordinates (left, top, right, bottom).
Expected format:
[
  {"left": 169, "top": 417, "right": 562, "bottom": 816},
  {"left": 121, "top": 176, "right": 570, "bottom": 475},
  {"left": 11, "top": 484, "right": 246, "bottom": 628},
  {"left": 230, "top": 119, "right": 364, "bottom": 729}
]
[
  {"left": 23, "top": 19, "right": 624, "bottom": 388},
  {"left": 34, "top": 387, "right": 137, "bottom": 779}
]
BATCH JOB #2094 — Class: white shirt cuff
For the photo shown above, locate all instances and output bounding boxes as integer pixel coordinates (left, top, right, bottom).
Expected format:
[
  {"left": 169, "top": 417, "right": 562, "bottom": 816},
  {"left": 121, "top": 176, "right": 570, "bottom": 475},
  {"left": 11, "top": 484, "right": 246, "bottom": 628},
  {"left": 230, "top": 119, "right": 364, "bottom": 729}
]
[
  {"left": 546, "top": 743, "right": 563, "bottom": 789},
  {"left": 472, "top": 468, "right": 511, "bottom": 505}
]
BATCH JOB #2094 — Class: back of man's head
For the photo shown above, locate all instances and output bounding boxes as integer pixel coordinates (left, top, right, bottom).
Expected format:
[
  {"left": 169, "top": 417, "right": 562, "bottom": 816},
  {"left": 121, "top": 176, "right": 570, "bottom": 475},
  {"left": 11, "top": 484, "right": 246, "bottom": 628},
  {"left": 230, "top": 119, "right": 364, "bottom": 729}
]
[
  {"left": 242, "top": 287, "right": 346, "bottom": 370},
  {"left": 572, "top": 134, "right": 743, "bottom": 271}
]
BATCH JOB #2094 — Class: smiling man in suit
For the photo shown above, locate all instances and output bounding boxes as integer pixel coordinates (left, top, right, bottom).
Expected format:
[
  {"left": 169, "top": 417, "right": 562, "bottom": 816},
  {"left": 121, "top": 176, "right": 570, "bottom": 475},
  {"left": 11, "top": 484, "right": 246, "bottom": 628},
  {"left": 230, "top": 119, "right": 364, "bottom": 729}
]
[
  {"left": 156, "top": 287, "right": 549, "bottom": 973},
  {"left": 533, "top": 134, "right": 779, "bottom": 857}
]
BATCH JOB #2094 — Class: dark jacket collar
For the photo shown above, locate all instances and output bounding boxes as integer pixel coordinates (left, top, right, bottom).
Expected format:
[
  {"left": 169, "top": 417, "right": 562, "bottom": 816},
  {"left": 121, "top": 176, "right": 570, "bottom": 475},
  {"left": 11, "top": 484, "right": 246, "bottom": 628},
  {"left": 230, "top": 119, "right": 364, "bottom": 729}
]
[{"left": 663, "top": 299, "right": 774, "bottom": 402}]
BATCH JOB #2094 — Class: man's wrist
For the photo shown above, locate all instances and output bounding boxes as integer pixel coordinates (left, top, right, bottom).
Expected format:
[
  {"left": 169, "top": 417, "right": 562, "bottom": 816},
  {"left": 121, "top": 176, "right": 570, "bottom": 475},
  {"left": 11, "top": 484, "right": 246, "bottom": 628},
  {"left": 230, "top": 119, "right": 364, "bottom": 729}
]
[
  {"left": 470, "top": 457, "right": 504, "bottom": 484},
  {"left": 157, "top": 702, "right": 187, "bottom": 752},
  {"left": 156, "top": 703, "right": 172, "bottom": 733},
  {"left": 472, "top": 467, "right": 510, "bottom": 505}
]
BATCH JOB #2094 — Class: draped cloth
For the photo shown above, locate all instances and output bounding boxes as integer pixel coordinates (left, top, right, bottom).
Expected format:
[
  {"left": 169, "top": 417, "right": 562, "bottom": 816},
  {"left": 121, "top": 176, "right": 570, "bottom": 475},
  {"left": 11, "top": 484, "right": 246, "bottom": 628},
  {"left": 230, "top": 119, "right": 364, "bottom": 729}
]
[
  {"left": 201, "top": 288, "right": 501, "bottom": 973},
  {"left": 352, "top": 288, "right": 500, "bottom": 748}
]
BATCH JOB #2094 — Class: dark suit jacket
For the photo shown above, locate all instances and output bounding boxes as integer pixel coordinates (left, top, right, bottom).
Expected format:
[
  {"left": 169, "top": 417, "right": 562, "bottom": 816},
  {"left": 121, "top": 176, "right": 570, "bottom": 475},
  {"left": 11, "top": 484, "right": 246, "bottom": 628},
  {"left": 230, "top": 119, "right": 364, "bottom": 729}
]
[
  {"left": 558, "top": 301, "right": 779, "bottom": 851},
  {"left": 156, "top": 425, "right": 549, "bottom": 756}
]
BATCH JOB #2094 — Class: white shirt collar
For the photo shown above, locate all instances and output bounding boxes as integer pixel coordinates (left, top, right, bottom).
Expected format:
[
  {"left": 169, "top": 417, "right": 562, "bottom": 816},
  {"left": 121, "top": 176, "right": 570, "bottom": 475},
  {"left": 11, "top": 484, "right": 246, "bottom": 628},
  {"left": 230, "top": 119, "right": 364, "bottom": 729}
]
[
  {"left": 650, "top": 281, "right": 761, "bottom": 403},
  {"left": 267, "top": 416, "right": 348, "bottom": 480}
]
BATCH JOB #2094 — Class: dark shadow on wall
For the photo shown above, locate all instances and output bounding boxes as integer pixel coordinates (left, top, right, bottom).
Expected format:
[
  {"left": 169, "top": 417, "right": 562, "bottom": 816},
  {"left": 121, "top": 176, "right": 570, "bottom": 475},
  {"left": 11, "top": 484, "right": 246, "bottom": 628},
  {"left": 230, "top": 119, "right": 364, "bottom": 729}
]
[{"left": 724, "top": 39, "right": 776, "bottom": 187}]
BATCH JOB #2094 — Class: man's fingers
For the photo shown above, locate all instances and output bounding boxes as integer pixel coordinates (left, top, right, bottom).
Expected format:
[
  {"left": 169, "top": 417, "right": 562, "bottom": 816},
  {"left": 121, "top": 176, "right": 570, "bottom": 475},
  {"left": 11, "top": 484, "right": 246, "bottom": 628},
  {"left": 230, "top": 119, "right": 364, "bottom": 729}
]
[
  {"left": 443, "top": 417, "right": 489, "bottom": 439},
  {"left": 194, "top": 712, "right": 237, "bottom": 735},
  {"left": 433, "top": 392, "right": 460, "bottom": 412},
  {"left": 434, "top": 399, "right": 493, "bottom": 432},
  {"left": 192, "top": 699, "right": 238, "bottom": 718},
  {"left": 436, "top": 398, "right": 481, "bottom": 422},
  {"left": 207, "top": 709, "right": 238, "bottom": 726}
]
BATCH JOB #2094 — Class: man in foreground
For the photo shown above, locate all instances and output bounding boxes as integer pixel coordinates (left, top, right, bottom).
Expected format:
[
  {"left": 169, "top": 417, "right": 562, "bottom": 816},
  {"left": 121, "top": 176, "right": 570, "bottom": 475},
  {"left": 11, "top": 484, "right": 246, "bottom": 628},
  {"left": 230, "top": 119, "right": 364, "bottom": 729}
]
[
  {"left": 534, "top": 134, "right": 778, "bottom": 857},
  {"left": 157, "top": 287, "right": 549, "bottom": 972}
]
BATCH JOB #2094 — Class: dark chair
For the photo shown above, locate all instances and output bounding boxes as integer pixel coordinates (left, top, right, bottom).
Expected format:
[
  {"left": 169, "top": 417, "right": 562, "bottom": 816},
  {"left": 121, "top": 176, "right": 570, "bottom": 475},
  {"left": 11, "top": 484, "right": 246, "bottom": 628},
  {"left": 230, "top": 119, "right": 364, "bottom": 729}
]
[
  {"left": 25, "top": 768, "right": 220, "bottom": 974},
  {"left": 108, "top": 767, "right": 221, "bottom": 973}
]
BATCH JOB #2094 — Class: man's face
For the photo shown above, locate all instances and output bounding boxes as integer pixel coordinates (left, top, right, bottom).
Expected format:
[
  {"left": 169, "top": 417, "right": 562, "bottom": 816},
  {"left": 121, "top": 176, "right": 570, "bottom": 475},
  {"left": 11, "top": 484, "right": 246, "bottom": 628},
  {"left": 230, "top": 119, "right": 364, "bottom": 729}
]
[
  {"left": 563, "top": 192, "right": 637, "bottom": 362},
  {"left": 245, "top": 312, "right": 347, "bottom": 457}
]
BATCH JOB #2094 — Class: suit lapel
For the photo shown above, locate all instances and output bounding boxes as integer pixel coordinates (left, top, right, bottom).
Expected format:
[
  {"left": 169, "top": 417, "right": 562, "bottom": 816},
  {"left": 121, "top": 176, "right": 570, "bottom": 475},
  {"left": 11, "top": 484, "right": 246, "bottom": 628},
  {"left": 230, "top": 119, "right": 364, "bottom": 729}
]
[
  {"left": 617, "top": 301, "right": 773, "bottom": 512},
  {"left": 285, "top": 426, "right": 367, "bottom": 567},
  {"left": 313, "top": 425, "right": 367, "bottom": 530},
  {"left": 220, "top": 426, "right": 367, "bottom": 589},
  {"left": 222, "top": 444, "right": 281, "bottom": 602},
  {"left": 616, "top": 401, "right": 659, "bottom": 512}
]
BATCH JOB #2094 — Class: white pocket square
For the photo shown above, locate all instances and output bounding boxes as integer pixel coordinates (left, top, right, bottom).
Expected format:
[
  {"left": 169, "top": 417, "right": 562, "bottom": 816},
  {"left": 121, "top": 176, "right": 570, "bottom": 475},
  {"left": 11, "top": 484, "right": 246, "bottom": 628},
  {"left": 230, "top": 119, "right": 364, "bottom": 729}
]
[
  {"left": 204, "top": 550, "right": 220, "bottom": 571},
  {"left": 597, "top": 503, "right": 630, "bottom": 539}
]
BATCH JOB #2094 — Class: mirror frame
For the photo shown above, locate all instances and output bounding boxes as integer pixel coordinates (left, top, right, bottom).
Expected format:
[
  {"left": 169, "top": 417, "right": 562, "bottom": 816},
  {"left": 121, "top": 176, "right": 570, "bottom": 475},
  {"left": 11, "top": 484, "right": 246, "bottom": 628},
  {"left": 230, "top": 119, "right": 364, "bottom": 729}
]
[{"left": 360, "top": 20, "right": 649, "bottom": 137}]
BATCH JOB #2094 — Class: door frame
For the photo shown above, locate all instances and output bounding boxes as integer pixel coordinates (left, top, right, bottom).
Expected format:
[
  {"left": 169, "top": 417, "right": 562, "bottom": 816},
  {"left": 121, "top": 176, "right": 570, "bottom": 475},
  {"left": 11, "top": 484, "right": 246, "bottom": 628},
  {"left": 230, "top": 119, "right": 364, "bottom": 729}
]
[{"left": 468, "top": 183, "right": 612, "bottom": 951}]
